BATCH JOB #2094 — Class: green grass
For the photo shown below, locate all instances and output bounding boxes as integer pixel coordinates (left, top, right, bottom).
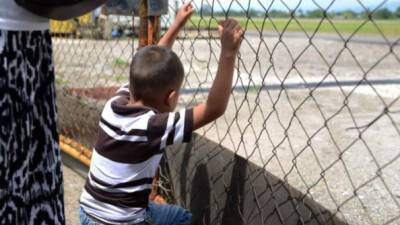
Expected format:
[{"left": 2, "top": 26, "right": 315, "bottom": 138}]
[
  {"left": 98, "top": 74, "right": 129, "bottom": 83},
  {"left": 114, "top": 58, "right": 129, "bottom": 67},
  {"left": 113, "top": 74, "right": 128, "bottom": 82},
  {"left": 187, "top": 17, "right": 400, "bottom": 37},
  {"left": 55, "top": 75, "right": 69, "bottom": 85}
]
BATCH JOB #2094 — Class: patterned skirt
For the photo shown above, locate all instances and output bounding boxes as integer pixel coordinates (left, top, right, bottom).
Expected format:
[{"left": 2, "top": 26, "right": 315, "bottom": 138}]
[{"left": 0, "top": 30, "right": 65, "bottom": 225}]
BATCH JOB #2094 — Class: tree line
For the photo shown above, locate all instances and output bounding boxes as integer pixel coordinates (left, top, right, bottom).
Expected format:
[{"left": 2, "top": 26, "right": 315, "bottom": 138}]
[{"left": 199, "top": 5, "right": 400, "bottom": 20}]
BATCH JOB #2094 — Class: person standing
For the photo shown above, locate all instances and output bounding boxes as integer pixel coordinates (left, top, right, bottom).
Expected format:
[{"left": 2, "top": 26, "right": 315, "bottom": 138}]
[{"left": 0, "top": 0, "right": 65, "bottom": 224}]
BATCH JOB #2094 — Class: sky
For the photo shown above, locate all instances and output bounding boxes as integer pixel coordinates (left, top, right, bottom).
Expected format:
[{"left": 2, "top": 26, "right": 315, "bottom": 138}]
[{"left": 189, "top": 0, "right": 400, "bottom": 12}]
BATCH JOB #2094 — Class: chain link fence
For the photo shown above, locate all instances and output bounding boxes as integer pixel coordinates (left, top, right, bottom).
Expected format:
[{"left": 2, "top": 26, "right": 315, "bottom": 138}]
[{"left": 54, "top": 0, "right": 400, "bottom": 224}]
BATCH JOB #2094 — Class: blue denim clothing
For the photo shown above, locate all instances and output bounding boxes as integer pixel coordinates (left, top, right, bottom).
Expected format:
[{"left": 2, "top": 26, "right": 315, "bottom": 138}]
[{"left": 80, "top": 202, "right": 192, "bottom": 225}]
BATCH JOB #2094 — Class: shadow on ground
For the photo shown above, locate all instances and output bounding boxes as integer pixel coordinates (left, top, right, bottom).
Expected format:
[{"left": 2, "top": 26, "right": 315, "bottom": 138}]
[{"left": 167, "top": 134, "right": 348, "bottom": 225}]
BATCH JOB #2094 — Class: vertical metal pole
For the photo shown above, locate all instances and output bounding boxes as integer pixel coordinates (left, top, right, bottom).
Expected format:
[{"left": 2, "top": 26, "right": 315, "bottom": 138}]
[
  {"left": 138, "top": 0, "right": 163, "bottom": 202},
  {"left": 148, "top": 15, "right": 161, "bottom": 45},
  {"left": 132, "top": 8, "right": 136, "bottom": 54},
  {"left": 138, "top": 0, "right": 148, "bottom": 48},
  {"left": 139, "top": 0, "right": 161, "bottom": 49}
]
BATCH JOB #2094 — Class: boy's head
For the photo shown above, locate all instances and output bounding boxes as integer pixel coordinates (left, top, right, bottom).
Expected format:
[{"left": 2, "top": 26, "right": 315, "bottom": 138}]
[{"left": 129, "top": 45, "right": 184, "bottom": 112}]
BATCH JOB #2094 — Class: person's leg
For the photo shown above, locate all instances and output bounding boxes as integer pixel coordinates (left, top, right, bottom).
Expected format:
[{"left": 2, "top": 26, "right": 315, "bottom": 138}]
[
  {"left": 146, "top": 202, "right": 192, "bottom": 225},
  {"left": 79, "top": 207, "right": 150, "bottom": 225},
  {"left": 0, "top": 30, "right": 65, "bottom": 225},
  {"left": 26, "top": 30, "right": 65, "bottom": 225},
  {"left": 79, "top": 208, "right": 104, "bottom": 225}
]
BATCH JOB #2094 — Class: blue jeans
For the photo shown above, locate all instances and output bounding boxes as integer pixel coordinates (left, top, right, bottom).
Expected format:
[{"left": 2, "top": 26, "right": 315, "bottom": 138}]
[{"left": 80, "top": 202, "right": 192, "bottom": 225}]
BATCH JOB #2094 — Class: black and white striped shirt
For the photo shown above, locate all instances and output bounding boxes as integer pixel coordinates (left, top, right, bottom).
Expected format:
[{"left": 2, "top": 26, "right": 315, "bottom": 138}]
[{"left": 80, "top": 85, "right": 193, "bottom": 224}]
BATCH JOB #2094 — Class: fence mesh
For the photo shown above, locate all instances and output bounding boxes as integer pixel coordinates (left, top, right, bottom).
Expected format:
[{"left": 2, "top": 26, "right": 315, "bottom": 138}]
[{"left": 54, "top": 0, "right": 400, "bottom": 224}]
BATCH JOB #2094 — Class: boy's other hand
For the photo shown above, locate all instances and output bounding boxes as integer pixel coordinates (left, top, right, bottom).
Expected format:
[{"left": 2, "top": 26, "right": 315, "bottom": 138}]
[
  {"left": 175, "top": 2, "right": 194, "bottom": 27},
  {"left": 192, "top": 19, "right": 244, "bottom": 131},
  {"left": 158, "top": 2, "right": 194, "bottom": 48},
  {"left": 218, "top": 19, "right": 244, "bottom": 55}
]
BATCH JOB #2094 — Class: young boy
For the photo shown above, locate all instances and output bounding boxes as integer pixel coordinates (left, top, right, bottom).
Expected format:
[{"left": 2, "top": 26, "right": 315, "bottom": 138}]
[{"left": 79, "top": 3, "right": 243, "bottom": 225}]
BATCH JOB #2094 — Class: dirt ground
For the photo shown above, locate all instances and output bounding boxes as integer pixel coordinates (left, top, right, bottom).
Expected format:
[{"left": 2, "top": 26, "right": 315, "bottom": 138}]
[
  {"left": 63, "top": 165, "right": 85, "bottom": 225},
  {"left": 54, "top": 32, "right": 400, "bottom": 225}
]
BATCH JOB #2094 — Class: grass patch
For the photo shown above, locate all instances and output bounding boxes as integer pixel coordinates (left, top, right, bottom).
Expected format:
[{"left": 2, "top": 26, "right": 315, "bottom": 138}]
[
  {"left": 187, "top": 17, "right": 400, "bottom": 37},
  {"left": 114, "top": 58, "right": 129, "bottom": 67},
  {"left": 55, "top": 75, "right": 69, "bottom": 85},
  {"left": 98, "top": 74, "right": 129, "bottom": 83},
  {"left": 114, "top": 74, "right": 129, "bottom": 82}
]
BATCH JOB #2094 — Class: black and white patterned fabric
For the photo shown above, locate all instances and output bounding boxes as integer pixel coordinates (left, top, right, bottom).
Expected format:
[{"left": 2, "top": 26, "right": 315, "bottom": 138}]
[{"left": 0, "top": 30, "right": 65, "bottom": 225}]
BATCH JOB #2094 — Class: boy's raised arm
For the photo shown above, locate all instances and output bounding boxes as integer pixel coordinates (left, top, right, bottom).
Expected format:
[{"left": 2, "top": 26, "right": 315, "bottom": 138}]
[
  {"left": 192, "top": 19, "right": 244, "bottom": 130},
  {"left": 158, "top": 2, "right": 194, "bottom": 49}
]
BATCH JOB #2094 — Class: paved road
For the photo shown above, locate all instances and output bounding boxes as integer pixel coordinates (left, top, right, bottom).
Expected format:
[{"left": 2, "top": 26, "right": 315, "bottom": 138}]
[
  {"left": 181, "top": 78, "right": 400, "bottom": 94},
  {"left": 246, "top": 31, "right": 400, "bottom": 45}
]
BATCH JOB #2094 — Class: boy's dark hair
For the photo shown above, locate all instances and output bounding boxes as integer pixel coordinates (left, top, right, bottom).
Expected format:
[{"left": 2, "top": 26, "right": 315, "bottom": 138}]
[{"left": 129, "top": 45, "right": 184, "bottom": 102}]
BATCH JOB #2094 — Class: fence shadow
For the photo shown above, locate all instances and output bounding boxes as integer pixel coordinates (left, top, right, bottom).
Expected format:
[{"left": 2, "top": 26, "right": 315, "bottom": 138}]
[{"left": 166, "top": 134, "right": 348, "bottom": 225}]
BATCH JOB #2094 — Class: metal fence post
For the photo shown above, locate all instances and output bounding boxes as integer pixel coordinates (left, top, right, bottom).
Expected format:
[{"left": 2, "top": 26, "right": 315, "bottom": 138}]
[{"left": 139, "top": 0, "right": 160, "bottom": 49}]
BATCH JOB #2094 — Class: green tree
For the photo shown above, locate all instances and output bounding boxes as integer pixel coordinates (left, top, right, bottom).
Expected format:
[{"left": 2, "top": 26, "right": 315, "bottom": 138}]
[
  {"left": 298, "top": 9, "right": 305, "bottom": 18},
  {"left": 340, "top": 10, "right": 357, "bottom": 19},
  {"left": 268, "top": 9, "right": 289, "bottom": 18},
  {"left": 305, "top": 9, "right": 324, "bottom": 18},
  {"left": 395, "top": 6, "right": 400, "bottom": 18},
  {"left": 248, "top": 9, "right": 263, "bottom": 17},
  {"left": 200, "top": 5, "right": 212, "bottom": 16},
  {"left": 373, "top": 8, "right": 393, "bottom": 19}
]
